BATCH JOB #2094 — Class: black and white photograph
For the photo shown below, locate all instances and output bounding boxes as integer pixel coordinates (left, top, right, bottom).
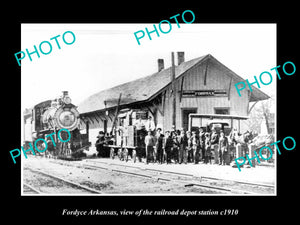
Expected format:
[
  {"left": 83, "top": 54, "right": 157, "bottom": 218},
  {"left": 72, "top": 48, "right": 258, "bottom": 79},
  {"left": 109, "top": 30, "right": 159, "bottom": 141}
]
[
  {"left": 4, "top": 4, "right": 299, "bottom": 224},
  {"left": 20, "top": 23, "right": 276, "bottom": 196}
]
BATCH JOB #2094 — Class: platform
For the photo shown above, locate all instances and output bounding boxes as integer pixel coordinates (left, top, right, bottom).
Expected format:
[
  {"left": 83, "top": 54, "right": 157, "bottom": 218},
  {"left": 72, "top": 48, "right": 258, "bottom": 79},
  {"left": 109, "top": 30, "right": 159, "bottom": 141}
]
[{"left": 86, "top": 157, "right": 276, "bottom": 186}]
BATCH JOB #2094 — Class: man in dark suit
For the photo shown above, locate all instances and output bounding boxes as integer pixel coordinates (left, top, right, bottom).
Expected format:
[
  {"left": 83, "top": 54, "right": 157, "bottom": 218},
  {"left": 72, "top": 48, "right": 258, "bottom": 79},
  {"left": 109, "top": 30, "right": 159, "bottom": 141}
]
[
  {"left": 186, "top": 131, "right": 193, "bottom": 163},
  {"left": 199, "top": 127, "right": 205, "bottom": 162},
  {"left": 172, "top": 130, "right": 180, "bottom": 164},
  {"left": 95, "top": 131, "right": 105, "bottom": 157},
  {"left": 178, "top": 129, "right": 188, "bottom": 164},
  {"left": 136, "top": 132, "right": 145, "bottom": 162},
  {"left": 163, "top": 131, "right": 173, "bottom": 164},
  {"left": 155, "top": 128, "right": 164, "bottom": 164}
]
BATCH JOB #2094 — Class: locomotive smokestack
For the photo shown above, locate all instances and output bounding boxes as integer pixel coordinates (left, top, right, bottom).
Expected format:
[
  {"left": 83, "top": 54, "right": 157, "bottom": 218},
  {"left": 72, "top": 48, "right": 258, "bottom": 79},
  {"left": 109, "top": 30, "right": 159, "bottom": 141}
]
[{"left": 63, "top": 91, "right": 68, "bottom": 97}]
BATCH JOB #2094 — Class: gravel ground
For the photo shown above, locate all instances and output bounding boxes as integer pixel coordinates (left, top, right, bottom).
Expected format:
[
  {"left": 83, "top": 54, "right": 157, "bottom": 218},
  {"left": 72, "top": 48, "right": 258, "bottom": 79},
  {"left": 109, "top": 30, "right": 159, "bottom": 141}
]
[
  {"left": 22, "top": 156, "right": 222, "bottom": 195},
  {"left": 23, "top": 168, "right": 94, "bottom": 194}
]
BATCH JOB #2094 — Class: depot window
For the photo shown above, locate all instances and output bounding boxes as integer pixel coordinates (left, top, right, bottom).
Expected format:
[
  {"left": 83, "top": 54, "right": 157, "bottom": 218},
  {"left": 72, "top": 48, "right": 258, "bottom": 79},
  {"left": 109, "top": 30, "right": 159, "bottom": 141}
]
[{"left": 214, "top": 107, "right": 230, "bottom": 115}]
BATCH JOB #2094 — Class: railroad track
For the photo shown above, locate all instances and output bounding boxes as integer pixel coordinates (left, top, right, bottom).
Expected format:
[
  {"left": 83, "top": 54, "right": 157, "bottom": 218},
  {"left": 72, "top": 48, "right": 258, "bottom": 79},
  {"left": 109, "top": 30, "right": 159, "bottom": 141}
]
[
  {"left": 23, "top": 167, "right": 102, "bottom": 194},
  {"left": 87, "top": 160, "right": 275, "bottom": 194},
  {"left": 23, "top": 182, "right": 41, "bottom": 194},
  {"left": 48, "top": 159, "right": 274, "bottom": 194}
]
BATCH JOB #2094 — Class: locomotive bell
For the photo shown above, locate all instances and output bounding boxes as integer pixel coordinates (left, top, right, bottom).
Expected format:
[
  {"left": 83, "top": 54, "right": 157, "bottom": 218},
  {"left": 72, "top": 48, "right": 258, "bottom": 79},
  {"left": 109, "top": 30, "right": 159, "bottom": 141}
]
[
  {"left": 62, "top": 91, "right": 72, "bottom": 104},
  {"left": 64, "top": 96, "right": 72, "bottom": 104}
]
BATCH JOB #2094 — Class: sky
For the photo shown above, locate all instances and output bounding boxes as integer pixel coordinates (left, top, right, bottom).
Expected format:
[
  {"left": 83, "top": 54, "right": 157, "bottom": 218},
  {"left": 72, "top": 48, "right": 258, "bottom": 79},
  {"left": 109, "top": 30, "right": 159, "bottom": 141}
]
[{"left": 21, "top": 23, "right": 276, "bottom": 113}]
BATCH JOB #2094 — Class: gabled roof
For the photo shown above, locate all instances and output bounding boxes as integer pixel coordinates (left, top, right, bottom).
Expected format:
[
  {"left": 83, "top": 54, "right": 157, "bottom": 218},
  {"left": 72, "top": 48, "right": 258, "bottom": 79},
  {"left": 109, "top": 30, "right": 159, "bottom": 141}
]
[{"left": 78, "top": 54, "right": 269, "bottom": 114}]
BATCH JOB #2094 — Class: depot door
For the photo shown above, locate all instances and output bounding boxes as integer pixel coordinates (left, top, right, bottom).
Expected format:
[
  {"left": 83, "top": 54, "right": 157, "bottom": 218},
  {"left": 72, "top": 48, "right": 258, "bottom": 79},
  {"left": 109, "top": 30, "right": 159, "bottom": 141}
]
[{"left": 182, "top": 108, "right": 197, "bottom": 131}]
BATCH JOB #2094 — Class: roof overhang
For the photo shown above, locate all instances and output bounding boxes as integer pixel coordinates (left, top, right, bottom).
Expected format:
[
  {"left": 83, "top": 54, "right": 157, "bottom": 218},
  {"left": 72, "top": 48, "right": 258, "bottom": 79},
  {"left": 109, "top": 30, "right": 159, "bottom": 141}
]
[{"left": 189, "top": 113, "right": 249, "bottom": 120}]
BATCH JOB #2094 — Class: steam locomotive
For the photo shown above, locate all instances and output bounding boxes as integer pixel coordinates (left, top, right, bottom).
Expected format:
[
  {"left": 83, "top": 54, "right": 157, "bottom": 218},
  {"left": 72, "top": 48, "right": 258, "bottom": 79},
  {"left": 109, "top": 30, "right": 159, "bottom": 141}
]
[{"left": 23, "top": 91, "right": 90, "bottom": 159}]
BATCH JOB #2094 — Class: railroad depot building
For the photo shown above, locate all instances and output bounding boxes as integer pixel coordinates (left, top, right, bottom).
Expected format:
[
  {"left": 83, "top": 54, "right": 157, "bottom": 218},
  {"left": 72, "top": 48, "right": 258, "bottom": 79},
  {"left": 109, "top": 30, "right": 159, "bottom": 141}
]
[{"left": 77, "top": 53, "right": 269, "bottom": 147}]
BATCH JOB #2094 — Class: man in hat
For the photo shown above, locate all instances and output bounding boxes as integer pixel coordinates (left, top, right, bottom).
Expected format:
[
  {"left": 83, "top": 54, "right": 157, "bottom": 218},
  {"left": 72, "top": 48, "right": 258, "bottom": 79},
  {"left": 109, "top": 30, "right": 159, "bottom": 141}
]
[
  {"left": 210, "top": 127, "right": 219, "bottom": 162},
  {"left": 186, "top": 131, "right": 193, "bottom": 163},
  {"left": 191, "top": 131, "right": 200, "bottom": 164},
  {"left": 136, "top": 132, "right": 145, "bottom": 162},
  {"left": 163, "top": 131, "right": 173, "bottom": 164},
  {"left": 172, "top": 130, "right": 180, "bottom": 164},
  {"left": 145, "top": 130, "right": 156, "bottom": 164},
  {"left": 211, "top": 127, "right": 219, "bottom": 146},
  {"left": 178, "top": 129, "right": 188, "bottom": 164},
  {"left": 199, "top": 127, "right": 205, "bottom": 162},
  {"left": 218, "top": 130, "right": 228, "bottom": 165},
  {"left": 155, "top": 128, "right": 164, "bottom": 164},
  {"left": 204, "top": 132, "right": 212, "bottom": 164},
  {"left": 95, "top": 131, "right": 105, "bottom": 157}
]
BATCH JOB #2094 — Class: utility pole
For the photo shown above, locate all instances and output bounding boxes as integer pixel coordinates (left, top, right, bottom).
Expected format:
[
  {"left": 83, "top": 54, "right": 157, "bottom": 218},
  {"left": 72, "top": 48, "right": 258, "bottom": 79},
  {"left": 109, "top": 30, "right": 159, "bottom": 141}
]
[{"left": 171, "top": 52, "right": 176, "bottom": 128}]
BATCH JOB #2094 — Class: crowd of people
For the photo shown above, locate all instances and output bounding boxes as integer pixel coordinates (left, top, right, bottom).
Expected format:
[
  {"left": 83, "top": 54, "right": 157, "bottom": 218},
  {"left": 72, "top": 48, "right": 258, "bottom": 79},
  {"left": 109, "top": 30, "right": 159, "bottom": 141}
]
[
  {"left": 138, "top": 126, "right": 229, "bottom": 165},
  {"left": 94, "top": 116, "right": 231, "bottom": 165}
]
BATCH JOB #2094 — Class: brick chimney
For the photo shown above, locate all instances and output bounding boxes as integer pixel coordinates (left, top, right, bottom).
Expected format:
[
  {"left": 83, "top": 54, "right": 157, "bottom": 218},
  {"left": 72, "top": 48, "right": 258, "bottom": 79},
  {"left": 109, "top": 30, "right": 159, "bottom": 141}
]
[
  {"left": 158, "top": 59, "right": 164, "bottom": 72},
  {"left": 177, "top": 52, "right": 185, "bottom": 65}
]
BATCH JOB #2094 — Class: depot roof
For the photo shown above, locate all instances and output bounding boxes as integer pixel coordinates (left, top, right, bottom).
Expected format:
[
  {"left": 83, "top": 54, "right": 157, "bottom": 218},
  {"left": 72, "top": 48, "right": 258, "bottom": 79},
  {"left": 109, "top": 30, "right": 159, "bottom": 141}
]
[{"left": 78, "top": 54, "right": 270, "bottom": 114}]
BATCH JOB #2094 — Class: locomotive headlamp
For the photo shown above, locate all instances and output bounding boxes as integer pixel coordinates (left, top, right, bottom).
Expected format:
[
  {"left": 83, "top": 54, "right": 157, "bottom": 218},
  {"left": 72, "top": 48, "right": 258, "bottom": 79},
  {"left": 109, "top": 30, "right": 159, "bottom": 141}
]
[{"left": 53, "top": 107, "right": 79, "bottom": 131}]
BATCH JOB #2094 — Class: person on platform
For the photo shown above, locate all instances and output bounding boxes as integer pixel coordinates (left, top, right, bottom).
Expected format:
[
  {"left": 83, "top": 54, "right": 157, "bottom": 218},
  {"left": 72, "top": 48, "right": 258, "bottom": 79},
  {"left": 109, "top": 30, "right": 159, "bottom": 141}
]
[
  {"left": 163, "top": 131, "right": 173, "bottom": 164},
  {"left": 95, "top": 131, "right": 105, "bottom": 157},
  {"left": 199, "top": 127, "right": 205, "bottom": 162},
  {"left": 211, "top": 128, "right": 219, "bottom": 146},
  {"left": 210, "top": 128, "right": 219, "bottom": 161},
  {"left": 144, "top": 130, "right": 155, "bottom": 164},
  {"left": 172, "top": 130, "right": 180, "bottom": 164},
  {"left": 218, "top": 130, "right": 229, "bottom": 166},
  {"left": 204, "top": 132, "right": 212, "bottom": 164},
  {"left": 186, "top": 131, "right": 193, "bottom": 163},
  {"left": 155, "top": 128, "right": 164, "bottom": 164},
  {"left": 192, "top": 131, "right": 200, "bottom": 164},
  {"left": 136, "top": 132, "right": 145, "bottom": 162},
  {"left": 178, "top": 129, "right": 188, "bottom": 164}
]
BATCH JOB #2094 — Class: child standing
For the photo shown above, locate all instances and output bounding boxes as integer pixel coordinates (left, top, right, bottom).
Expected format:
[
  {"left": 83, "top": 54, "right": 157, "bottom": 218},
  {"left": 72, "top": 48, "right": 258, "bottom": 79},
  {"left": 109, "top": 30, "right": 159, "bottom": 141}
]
[{"left": 204, "top": 132, "right": 212, "bottom": 164}]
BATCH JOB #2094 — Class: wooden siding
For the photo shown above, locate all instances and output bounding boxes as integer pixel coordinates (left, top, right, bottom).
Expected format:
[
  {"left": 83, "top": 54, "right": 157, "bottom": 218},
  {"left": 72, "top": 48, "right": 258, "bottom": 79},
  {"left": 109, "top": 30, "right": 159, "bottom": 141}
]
[
  {"left": 161, "top": 57, "right": 249, "bottom": 131},
  {"left": 81, "top": 57, "right": 251, "bottom": 135}
]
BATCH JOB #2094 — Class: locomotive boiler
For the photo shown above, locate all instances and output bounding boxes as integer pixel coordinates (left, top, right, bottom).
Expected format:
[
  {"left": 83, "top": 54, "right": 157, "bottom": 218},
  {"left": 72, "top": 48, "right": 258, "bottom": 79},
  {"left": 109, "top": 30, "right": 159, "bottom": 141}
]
[{"left": 23, "top": 91, "right": 90, "bottom": 158}]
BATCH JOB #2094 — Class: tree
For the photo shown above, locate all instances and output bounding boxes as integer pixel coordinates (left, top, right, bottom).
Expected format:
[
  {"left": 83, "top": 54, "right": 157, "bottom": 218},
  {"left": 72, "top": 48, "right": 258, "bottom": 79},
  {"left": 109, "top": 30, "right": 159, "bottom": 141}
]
[{"left": 246, "top": 94, "right": 275, "bottom": 134}]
